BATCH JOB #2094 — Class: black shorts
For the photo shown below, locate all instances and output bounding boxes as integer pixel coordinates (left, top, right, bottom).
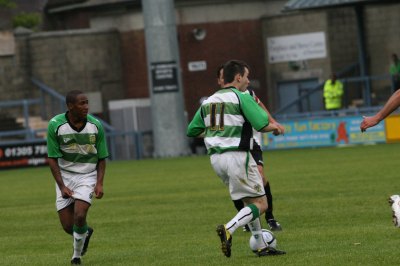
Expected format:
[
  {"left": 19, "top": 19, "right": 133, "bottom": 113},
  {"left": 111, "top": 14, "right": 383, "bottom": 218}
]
[{"left": 250, "top": 149, "right": 263, "bottom": 166}]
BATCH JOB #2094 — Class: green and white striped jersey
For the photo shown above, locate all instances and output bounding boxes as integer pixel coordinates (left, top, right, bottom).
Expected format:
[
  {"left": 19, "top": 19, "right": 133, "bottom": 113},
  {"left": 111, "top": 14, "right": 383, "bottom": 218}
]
[
  {"left": 47, "top": 113, "right": 109, "bottom": 174},
  {"left": 187, "top": 87, "right": 269, "bottom": 155}
]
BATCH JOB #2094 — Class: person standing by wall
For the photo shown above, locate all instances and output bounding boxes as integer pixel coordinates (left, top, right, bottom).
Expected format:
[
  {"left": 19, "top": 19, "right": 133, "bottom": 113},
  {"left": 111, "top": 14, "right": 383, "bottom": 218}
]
[
  {"left": 47, "top": 90, "right": 109, "bottom": 265},
  {"left": 323, "top": 72, "right": 344, "bottom": 110},
  {"left": 390, "top": 53, "right": 400, "bottom": 91}
]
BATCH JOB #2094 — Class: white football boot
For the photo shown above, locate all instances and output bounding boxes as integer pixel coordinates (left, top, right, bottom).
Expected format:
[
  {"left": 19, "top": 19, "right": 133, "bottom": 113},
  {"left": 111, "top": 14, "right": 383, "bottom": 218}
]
[{"left": 389, "top": 195, "right": 400, "bottom": 227}]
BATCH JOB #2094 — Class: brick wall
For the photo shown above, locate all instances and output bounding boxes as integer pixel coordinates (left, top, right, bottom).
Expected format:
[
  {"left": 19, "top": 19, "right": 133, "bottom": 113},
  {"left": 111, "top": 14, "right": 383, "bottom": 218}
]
[
  {"left": 118, "top": 20, "right": 266, "bottom": 119},
  {"left": 120, "top": 30, "right": 149, "bottom": 99},
  {"left": 179, "top": 20, "right": 266, "bottom": 118}
]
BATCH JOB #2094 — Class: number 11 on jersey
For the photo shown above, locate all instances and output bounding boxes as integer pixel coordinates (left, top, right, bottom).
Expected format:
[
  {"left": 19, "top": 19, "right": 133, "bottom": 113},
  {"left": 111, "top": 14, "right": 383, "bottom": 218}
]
[{"left": 210, "top": 102, "right": 225, "bottom": 131}]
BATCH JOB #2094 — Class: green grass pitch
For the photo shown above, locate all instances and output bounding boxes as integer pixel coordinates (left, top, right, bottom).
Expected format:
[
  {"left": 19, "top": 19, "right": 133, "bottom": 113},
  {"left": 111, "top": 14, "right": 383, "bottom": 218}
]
[{"left": 1, "top": 143, "right": 400, "bottom": 265}]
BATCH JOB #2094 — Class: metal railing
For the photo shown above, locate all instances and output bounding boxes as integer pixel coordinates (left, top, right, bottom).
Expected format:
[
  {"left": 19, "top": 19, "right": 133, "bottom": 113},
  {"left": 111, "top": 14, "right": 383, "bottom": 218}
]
[
  {"left": 0, "top": 98, "right": 43, "bottom": 141},
  {"left": 273, "top": 62, "right": 394, "bottom": 121},
  {"left": 274, "top": 62, "right": 360, "bottom": 116},
  {"left": 31, "top": 78, "right": 115, "bottom": 131},
  {"left": 0, "top": 78, "right": 151, "bottom": 160}
]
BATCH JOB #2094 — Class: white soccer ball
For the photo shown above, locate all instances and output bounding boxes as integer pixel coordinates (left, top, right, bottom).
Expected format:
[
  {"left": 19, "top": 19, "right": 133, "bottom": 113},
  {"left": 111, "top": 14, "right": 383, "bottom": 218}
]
[{"left": 249, "top": 229, "right": 277, "bottom": 252}]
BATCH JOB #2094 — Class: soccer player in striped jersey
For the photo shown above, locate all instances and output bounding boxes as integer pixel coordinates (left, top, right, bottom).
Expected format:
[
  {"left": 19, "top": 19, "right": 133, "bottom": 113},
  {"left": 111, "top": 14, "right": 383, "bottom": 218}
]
[
  {"left": 187, "top": 60, "right": 286, "bottom": 257},
  {"left": 216, "top": 65, "right": 284, "bottom": 231},
  {"left": 47, "top": 90, "right": 109, "bottom": 265}
]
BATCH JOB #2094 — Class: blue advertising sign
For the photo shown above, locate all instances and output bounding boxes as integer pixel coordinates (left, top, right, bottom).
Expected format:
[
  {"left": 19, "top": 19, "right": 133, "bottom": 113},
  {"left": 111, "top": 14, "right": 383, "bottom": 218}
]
[{"left": 262, "top": 116, "right": 386, "bottom": 150}]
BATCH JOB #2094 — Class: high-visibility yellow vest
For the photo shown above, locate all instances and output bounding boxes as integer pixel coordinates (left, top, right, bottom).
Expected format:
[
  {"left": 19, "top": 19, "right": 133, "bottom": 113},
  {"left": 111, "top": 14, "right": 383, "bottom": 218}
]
[{"left": 323, "top": 79, "right": 343, "bottom": 110}]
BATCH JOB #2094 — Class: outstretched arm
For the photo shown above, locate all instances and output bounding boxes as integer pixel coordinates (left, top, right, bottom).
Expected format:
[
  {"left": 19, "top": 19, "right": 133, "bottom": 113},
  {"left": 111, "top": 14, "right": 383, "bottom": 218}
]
[{"left": 360, "top": 89, "right": 400, "bottom": 132}]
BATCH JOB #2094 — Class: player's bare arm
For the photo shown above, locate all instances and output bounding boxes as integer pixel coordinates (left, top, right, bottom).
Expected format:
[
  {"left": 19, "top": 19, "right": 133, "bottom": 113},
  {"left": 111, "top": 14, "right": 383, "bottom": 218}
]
[
  {"left": 260, "top": 122, "right": 281, "bottom": 134},
  {"left": 48, "top": 157, "right": 73, "bottom": 198},
  {"left": 361, "top": 89, "right": 400, "bottom": 132},
  {"left": 95, "top": 159, "right": 106, "bottom": 199},
  {"left": 258, "top": 101, "right": 285, "bottom": 135}
]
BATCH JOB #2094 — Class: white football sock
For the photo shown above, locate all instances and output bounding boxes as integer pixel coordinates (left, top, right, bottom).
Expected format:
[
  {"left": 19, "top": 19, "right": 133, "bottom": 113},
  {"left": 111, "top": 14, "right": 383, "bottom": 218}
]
[
  {"left": 226, "top": 206, "right": 254, "bottom": 235},
  {"left": 248, "top": 218, "right": 266, "bottom": 248},
  {"left": 72, "top": 231, "right": 87, "bottom": 259}
]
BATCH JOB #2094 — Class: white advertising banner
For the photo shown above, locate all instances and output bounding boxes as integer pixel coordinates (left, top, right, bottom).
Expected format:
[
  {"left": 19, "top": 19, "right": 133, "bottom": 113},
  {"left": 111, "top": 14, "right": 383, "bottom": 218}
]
[{"left": 267, "top": 32, "right": 326, "bottom": 63}]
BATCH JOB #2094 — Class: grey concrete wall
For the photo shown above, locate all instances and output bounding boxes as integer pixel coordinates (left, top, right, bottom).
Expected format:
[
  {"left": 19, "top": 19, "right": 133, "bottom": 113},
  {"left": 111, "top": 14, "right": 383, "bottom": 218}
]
[
  {"left": 0, "top": 30, "right": 31, "bottom": 101},
  {"left": 28, "top": 28, "right": 124, "bottom": 118},
  {"left": 365, "top": 3, "right": 400, "bottom": 103},
  {"left": 326, "top": 8, "right": 359, "bottom": 72},
  {"left": 0, "top": 28, "right": 123, "bottom": 121}
]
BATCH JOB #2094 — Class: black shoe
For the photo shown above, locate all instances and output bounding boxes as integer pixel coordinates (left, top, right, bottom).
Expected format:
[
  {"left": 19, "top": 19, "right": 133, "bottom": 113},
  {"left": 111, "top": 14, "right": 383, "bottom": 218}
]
[
  {"left": 267, "top": 219, "right": 282, "bottom": 231},
  {"left": 81, "top": 227, "right": 94, "bottom": 256},
  {"left": 242, "top": 224, "right": 251, "bottom": 232},
  {"left": 216, "top": 224, "right": 232, "bottom": 258},
  {"left": 71, "top": 257, "right": 81, "bottom": 265},
  {"left": 257, "top": 247, "right": 286, "bottom": 257}
]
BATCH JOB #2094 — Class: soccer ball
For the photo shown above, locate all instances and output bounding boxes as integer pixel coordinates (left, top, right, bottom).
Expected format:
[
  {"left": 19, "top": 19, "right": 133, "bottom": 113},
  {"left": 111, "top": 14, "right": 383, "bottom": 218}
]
[{"left": 249, "top": 229, "right": 277, "bottom": 252}]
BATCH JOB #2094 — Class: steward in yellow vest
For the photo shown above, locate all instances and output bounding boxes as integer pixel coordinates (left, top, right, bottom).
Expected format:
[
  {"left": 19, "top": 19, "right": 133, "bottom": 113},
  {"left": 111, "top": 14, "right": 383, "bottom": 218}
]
[{"left": 323, "top": 73, "right": 343, "bottom": 110}]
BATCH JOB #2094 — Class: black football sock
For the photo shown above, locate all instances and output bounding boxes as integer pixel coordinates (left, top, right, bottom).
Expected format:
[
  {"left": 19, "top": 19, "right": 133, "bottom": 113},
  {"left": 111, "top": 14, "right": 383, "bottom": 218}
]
[
  {"left": 233, "top": 199, "right": 244, "bottom": 212},
  {"left": 265, "top": 182, "right": 274, "bottom": 221}
]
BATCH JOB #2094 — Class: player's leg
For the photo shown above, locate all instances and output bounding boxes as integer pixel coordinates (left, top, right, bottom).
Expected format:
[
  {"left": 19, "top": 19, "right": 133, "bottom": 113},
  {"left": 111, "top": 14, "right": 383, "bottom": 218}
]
[
  {"left": 216, "top": 195, "right": 266, "bottom": 257},
  {"left": 232, "top": 198, "right": 251, "bottom": 231},
  {"left": 264, "top": 177, "right": 282, "bottom": 231},
  {"left": 227, "top": 195, "right": 268, "bottom": 233},
  {"left": 212, "top": 151, "right": 265, "bottom": 257},
  {"left": 70, "top": 172, "right": 97, "bottom": 263},
  {"left": 252, "top": 150, "right": 282, "bottom": 231},
  {"left": 223, "top": 152, "right": 268, "bottom": 236},
  {"left": 389, "top": 195, "right": 400, "bottom": 227},
  {"left": 58, "top": 204, "right": 74, "bottom": 235},
  {"left": 57, "top": 198, "right": 87, "bottom": 264},
  {"left": 244, "top": 194, "right": 286, "bottom": 256},
  {"left": 233, "top": 198, "right": 244, "bottom": 210},
  {"left": 55, "top": 180, "right": 75, "bottom": 235},
  {"left": 71, "top": 200, "right": 90, "bottom": 263},
  {"left": 243, "top": 197, "right": 267, "bottom": 249}
]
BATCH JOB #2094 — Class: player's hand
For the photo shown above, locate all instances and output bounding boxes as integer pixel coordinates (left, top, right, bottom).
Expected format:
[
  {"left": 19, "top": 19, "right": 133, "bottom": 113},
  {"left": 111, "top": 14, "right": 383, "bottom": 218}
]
[
  {"left": 270, "top": 122, "right": 283, "bottom": 136},
  {"left": 360, "top": 115, "right": 379, "bottom": 132},
  {"left": 275, "top": 122, "right": 285, "bottom": 136},
  {"left": 60, "top": 186, "right": 73, "bottom": 199},
  {"left": 94, "top": 184, "right": 104, "bottom": 199},
  {"left": 272, "top": 128, "right": 281, "bottom": 136}
]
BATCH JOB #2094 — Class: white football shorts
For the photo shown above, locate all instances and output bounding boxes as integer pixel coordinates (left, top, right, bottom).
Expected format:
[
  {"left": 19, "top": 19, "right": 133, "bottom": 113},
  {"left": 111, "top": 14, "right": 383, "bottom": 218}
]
[
  {"left": 210, "top": 151, "right": 265, "bottom": 200},
  {"left": 55, "top": 170, "right": 97, "bottom": 211}
]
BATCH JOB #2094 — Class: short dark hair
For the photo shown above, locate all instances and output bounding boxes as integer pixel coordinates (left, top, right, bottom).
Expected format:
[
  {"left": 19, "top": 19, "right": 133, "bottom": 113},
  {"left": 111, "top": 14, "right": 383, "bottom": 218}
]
[
  {"left": 66, "top": 90, "right": 84, "bottom": 105},
  {"left": 216, "top": 64, "right": 224, "bottom": 78},
  {"left": 223, "top": 60, "right": 249, "bottom": 83}
]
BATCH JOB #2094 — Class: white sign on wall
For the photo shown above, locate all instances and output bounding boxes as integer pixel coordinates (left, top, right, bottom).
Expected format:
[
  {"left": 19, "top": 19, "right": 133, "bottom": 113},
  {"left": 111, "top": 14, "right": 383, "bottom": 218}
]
[
  {"left": 267, "top": 32, "right": 326, "bottom": 63},
  {"left": 188, "top": 61, "right": 207, "bottom": 72}
]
